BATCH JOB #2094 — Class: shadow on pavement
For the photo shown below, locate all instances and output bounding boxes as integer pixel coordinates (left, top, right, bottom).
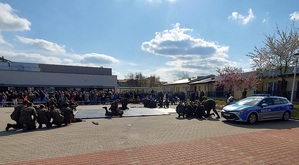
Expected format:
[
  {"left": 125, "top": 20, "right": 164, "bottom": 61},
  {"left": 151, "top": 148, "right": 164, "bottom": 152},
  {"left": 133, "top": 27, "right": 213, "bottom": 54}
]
[
  {"left": 0, "top": 125, "right": 65, "bottom": 137},
  {"left": 175, "top": 116, "right": 220, "bottom": 121},
  {"left": 222, "top": 119, "right": 299, "bottom": 130}
]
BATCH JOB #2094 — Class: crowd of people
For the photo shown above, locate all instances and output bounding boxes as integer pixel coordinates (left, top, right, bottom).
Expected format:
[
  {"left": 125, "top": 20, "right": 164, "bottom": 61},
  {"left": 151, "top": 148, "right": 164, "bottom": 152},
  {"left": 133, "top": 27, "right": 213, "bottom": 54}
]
[{"left": 0, "top": 89, "right": 190, "bottom": 107}]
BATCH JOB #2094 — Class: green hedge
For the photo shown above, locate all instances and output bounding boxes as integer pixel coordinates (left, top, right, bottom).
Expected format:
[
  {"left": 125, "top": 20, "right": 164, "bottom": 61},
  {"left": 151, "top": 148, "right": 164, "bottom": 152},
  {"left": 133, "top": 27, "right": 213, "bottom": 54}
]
[{"left": 293, "top": 104, "right": 299, "bottom": 119}]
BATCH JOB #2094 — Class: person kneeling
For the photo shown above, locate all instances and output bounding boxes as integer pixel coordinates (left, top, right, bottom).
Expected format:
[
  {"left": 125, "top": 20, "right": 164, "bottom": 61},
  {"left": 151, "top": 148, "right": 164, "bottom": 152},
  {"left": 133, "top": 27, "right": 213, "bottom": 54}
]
[
  {"left": 19, "top": 102, "right": 37, "bottom": 132},
  {"left": 104, "top": 100, "right": 123, "bottom": 117},
  {"left": 36, "top": 104, "right": 51, "bottom": 129}
]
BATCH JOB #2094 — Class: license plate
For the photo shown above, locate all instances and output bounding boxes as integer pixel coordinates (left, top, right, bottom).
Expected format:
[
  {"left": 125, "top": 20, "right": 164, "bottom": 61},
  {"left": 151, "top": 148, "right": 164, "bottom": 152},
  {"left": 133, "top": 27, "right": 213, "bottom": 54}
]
[{"left": 222, "top": 113, "right": 231, "bottom": 117}]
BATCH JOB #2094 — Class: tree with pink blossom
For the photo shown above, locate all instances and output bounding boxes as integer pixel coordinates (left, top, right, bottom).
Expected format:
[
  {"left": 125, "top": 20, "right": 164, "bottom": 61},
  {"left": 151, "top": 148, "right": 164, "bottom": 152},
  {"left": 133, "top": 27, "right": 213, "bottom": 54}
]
[{"left": 215, "top": 66, "right": 260, "bottom": 97}]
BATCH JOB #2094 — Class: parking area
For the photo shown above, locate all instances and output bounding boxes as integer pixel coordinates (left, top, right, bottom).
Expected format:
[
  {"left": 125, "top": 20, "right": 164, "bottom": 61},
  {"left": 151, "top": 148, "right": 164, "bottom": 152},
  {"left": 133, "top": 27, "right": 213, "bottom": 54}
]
[{"left": 1, "top": 105, "right": 299, "bottom": 165}]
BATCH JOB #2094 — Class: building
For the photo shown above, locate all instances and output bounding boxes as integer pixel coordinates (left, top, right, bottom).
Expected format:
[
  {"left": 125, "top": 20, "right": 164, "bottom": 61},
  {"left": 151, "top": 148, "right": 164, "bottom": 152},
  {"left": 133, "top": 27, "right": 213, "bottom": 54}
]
[
  {"left": 163, "top": 78, "right": 190, "bottom": 93},
  {"left": 0, "top": 57, "right": 117, "bottom": 92},
  {"left": 255, "top": 68, "right": 299, "bottom": 101}
]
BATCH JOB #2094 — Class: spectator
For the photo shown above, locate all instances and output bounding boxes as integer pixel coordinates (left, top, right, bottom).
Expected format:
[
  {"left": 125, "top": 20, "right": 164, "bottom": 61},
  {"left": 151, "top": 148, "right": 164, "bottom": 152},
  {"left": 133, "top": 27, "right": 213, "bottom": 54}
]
[
  {"left": 242, "top": 88, "right": 247, "bottom": 99},
  {"left": 2, "top": 92, "right": 7, "bottom": 107},
  {"left": 12, "top": 91, "right": 18, "bottom": 106}
]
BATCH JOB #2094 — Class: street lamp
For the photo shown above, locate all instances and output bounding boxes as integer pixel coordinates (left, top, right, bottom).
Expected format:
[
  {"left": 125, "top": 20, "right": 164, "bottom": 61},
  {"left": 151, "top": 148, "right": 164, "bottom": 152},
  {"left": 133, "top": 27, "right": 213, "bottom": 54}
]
[{"left": 290, "top": 53, "right": 299, "bottom": 103}]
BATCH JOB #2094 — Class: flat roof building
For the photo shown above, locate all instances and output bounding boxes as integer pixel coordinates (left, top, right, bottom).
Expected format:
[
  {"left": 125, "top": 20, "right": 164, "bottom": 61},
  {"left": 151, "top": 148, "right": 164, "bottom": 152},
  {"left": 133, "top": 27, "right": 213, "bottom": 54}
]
[{"left": 0, "top": 57, "right": 117, "bottom": 92}]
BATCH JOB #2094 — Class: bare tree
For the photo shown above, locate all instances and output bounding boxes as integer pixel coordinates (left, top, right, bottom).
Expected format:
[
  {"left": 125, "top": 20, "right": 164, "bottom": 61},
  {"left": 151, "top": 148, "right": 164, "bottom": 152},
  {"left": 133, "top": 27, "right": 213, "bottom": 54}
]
[
  {"left": 125, "top": 73, "right": 137, "bottom": 86},
  {"left": 149, "top": 75, "right": 161, "bottom": 87},
  {"left": 247, "top": 23, "right": 299, "bottom": 96},
  {"left": 125, "top": 72, "right": 161, "bottom": 87},
  {"left": 181, "top": 72, "right": 190, "bottom": 79},
  {"left": 134, "top": 72, "right": 147, "bottom": 87}
]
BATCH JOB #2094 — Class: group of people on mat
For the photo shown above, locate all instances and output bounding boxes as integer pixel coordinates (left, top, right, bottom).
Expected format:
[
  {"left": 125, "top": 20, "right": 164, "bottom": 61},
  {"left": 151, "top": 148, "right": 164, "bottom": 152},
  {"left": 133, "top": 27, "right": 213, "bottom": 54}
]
[
  {"left": 176, "top": 99, "right": 220, "bottom": 119},
  {"left": 142, "top": 98, "right": 170, "bottom": 109}
]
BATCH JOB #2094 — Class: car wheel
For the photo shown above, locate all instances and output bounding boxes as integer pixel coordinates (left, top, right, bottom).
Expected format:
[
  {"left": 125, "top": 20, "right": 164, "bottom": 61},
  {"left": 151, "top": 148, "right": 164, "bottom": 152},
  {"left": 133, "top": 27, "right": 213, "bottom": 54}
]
[
  {"left": 282, "top": 111, "right": 290, "bottom": 121},
  {"left": 247, "top": 113, "right": 257, "bottom": 124}
]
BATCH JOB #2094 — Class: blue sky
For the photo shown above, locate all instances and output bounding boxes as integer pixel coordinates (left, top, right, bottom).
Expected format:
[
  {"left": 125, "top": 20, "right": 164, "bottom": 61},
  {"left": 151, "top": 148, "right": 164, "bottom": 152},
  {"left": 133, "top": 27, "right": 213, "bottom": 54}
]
[{"left": 0, "top": 0, "right": 298, "bottom": 82}]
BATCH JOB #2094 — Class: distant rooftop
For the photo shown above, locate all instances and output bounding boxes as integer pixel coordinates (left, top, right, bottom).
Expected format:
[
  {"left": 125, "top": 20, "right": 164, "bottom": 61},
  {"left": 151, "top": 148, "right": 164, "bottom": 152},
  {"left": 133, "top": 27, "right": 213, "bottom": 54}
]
[
  {"left": 0, "top": 57, "right": 112, "bottom": 76},
  {"left": 165, "top": 78, "right": 190, "bottom": 85}
]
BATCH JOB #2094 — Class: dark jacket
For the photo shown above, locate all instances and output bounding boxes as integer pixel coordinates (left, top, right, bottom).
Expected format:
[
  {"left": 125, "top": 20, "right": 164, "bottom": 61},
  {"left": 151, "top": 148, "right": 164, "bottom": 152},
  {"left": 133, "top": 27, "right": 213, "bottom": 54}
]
[
  {"left": 50, "top": 108, "right": 64, "bottom": 124},
  {"left": 19, "top": 106, "right": 37, "bottom": 125},
  {"left": 37, "top": 107, "right": 51, "bottom": 124}
]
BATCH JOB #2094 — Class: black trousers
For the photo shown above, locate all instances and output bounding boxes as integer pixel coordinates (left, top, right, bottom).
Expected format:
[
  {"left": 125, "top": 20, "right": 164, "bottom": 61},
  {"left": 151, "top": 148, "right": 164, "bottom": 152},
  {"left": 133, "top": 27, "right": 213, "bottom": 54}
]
[{"left": 206, "top": 108, "right": 220, "bottom": 118}]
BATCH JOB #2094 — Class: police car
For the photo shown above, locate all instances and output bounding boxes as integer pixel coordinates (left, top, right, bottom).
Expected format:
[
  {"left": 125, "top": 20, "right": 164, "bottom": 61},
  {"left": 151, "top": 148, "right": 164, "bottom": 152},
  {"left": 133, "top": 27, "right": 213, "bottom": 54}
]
[{"left": 221, "top": 94, "right": 294, "bottom": 124}]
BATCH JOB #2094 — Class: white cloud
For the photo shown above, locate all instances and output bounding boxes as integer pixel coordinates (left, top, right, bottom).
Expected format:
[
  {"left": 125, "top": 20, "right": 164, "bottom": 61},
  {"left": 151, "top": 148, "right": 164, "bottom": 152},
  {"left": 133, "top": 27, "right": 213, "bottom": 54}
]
[
  {"left": 146, "top": 0, "right": 176, "bottom": 3},
  {"left": 261, "top": 12, "right": 270, "bottom": 25},
  {"left": 79, "top": 53, "right": 120, "bottom": 65},
  {"left": 228, "top": 8, "right": 255, "bottom": 25},
  {"left": 0, "top": 34, "right": 5, "bottom": 44},
  {"left": 0, "top": 3, "right": 31, "bottom": 31},
  {"left": 16, "top": 36, "right": 66, "bottom": 54},
  {"left": 3, "top": 35, "right": 121, "bottom": 69},
  {"left": 141, "top": 23, "right": 228, "bottom": 58},
  {"left": 141, "top": 23, "right": 235, "bottom": 82},
  {"left": 0, "top": 33, "right": 13, "bottom": 47},
  {"left": 290, "top": 11, "right": 299, "bottom": 21},
  {"left": 0, "top": 49, "right": 121, "bottom": 68},
  {"left": 0, "top": 50, "right": 63, "bottom": 64}
]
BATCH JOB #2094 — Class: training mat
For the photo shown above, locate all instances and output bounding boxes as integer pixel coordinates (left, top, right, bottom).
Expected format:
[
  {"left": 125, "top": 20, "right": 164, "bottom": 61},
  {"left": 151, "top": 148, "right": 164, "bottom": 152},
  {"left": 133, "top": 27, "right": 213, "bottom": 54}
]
[{"left": 74, "top": 107, "right": 176, "bottom": 119}]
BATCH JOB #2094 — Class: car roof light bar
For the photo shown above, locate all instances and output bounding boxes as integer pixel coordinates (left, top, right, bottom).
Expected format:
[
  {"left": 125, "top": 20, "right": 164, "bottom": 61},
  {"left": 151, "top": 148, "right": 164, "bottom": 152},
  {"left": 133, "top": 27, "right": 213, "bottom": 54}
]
[{"left": 252, "top": 94, "right": 271, "bottom": 97}]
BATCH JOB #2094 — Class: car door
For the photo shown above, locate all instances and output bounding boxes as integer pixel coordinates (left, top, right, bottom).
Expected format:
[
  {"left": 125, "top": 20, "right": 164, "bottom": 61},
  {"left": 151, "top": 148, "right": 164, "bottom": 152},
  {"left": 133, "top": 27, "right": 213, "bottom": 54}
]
[
  {"left": 272, "top": 98, "right": 285, "bottom": 118},
  {"left": 259, "top": 98, "right": 276, "bottom": 119}
]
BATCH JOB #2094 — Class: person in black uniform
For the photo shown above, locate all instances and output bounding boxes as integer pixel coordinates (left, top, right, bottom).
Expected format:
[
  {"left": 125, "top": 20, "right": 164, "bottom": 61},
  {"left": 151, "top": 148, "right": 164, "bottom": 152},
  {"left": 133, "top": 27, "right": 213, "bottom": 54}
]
[
  {"left": 176, "top": 101, "right": 186, "bottom": 118},
  {"left": 119, "top": 98, "right": 129, "bottom": 110},
  {"left": 195, "top": 101, "right": 206, "bottom": 119},
  {"left": 203, "top": 99, "right": 220, "bottom": 119}
]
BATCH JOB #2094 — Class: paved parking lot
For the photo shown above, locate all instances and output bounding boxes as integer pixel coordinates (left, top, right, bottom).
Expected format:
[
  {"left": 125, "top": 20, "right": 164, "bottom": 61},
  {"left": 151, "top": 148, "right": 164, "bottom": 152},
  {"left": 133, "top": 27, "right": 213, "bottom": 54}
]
[{"left": 1, "top": 105, "right": 299, "bottom": 165}]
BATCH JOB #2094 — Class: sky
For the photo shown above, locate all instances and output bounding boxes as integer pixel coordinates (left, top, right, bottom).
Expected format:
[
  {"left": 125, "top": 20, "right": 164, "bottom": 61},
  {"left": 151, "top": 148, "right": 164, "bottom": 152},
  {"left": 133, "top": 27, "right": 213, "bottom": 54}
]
[{"left": 0, "top": 0, "right": 299, "bottom": 83}]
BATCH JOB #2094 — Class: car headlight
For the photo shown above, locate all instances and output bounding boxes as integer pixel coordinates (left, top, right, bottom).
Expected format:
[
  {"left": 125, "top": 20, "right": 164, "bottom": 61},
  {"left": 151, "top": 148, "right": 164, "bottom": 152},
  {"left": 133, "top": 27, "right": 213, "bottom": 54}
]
[{"left": 238, "top": 109, "right": 247, "bottom": 115}]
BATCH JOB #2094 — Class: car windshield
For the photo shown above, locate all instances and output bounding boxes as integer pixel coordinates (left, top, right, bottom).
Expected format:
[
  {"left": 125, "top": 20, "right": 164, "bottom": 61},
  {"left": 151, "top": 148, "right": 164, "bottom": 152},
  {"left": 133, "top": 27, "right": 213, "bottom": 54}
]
[{"left": 236, "top": 97, "right": 263, "bottom": 106}]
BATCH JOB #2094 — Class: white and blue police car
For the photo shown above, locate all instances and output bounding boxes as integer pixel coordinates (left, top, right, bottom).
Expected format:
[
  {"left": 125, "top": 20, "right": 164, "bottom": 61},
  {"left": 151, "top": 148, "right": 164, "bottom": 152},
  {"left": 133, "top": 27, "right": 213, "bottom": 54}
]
[{"left": 221, "top": 94, "right": 294, "bottom": 124}]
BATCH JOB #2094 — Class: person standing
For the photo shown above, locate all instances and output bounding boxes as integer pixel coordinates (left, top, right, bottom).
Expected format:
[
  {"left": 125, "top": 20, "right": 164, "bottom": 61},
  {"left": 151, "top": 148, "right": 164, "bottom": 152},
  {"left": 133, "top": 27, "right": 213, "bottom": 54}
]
[
  {"left": 199, "top": 91, "right": 205, "bottom": 102},
  {"left": 242, "top": 88, "right": 247, "bottom": 99},
  {"left": 227, "top": 94, "right": 234, "bottom": 105},
  {"left": 1, "top": 92, "right": 7, "bottom": 107},
  {"left": 0, "top": 92, "right": 3, "bottom": 107},
  {"left": 12, "top": 91, "right": 18, "bottom": 107}
]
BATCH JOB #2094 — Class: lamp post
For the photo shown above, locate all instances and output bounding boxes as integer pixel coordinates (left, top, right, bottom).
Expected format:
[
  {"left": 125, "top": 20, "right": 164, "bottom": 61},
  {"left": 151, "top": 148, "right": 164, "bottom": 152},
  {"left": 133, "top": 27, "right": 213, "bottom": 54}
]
[{"left": 290, "top": 53, "right": 299, "bottom": 103}]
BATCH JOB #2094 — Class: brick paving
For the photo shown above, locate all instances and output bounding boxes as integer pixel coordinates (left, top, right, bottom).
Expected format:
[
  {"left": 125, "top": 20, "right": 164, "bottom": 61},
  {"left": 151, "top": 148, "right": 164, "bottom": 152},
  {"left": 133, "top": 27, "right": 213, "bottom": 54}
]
[{"left": 1, "top": 105, "right": 299, "bottom": 165}]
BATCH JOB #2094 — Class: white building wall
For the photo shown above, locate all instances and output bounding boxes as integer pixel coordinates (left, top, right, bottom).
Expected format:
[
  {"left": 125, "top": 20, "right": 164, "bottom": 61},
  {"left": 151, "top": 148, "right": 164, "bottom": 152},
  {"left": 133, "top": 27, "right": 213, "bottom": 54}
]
[{"left": 0, "top": 70, "right": 117, "bottom": 88}]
